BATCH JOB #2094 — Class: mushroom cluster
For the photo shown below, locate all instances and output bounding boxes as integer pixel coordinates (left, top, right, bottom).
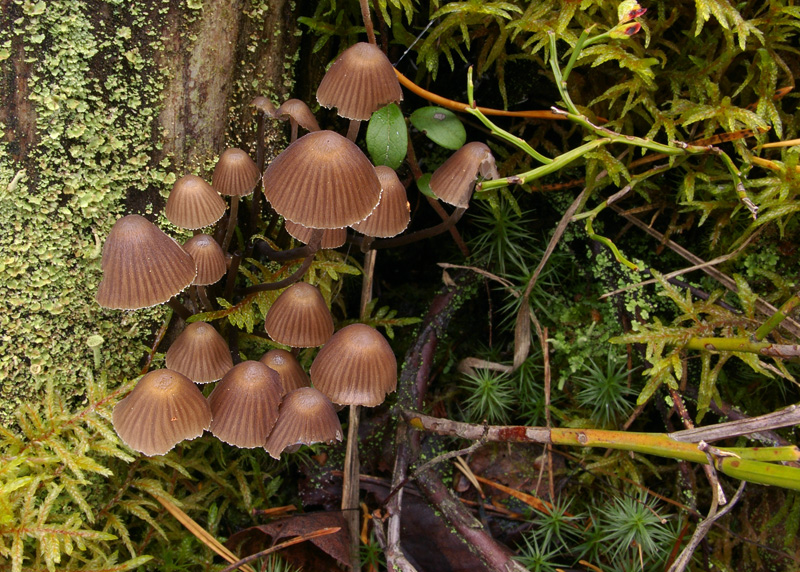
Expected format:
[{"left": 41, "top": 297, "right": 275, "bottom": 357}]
[
  {"left": 112, "top": 282, "right": 396, "bottom": 458},
  {"left": 96, "top": 38, "right": 492, "bottom": 463}
]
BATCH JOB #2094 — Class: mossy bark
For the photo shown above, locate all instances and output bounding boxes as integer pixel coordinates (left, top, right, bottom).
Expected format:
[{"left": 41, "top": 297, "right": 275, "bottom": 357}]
[{"left": 0, "top": 0, "right": 302, "bottom": 422}]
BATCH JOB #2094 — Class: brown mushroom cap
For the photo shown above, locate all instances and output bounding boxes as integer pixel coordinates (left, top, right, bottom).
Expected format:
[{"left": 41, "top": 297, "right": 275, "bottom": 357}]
[
  {"left": 96, "top": 215, "right": 197, "bottom": 310},
  {"left": 263, "top": 387, "right": 343, "bottom": 459},
  {"left": 316, "top": 42, "right": 403, "bottom": 121},
  {"left": 165, "top": 322, "right": 233, "bottom": 383},
  {"left": 310, "top": 323, "right": 397, "bottom": 407},
  {"left": 207, "top": 361, "right": 282, "bottom": 448},
  {"left": 262, "top": 130, "right": 382, "bottom": 229},
  {"left": 183, "top": 234, "right": 227, "bottom": 286},
  {"left": 251, "top": 95, "right": 276, "bottom": 116},
  {"left": 212, "top": 148, "right": 261, "bottom": 197},
  {"left": 284, "top": 220, "right": 346, "bottom": 249},
  {"left": 429, "top": 142, "right": 498, "bottom": 208},
  {"left": 264, "top": 282, "right": 334, "bottom": 348},
  {"left": 275, "top": 98, "right": 321, "bottom": 132},
  {"left": 112, "top": 369, "right": 212, "bottom": 457},
  {"left": 351, "top": 166, "right": 410, "bottom": 238},
  {"left": 165, "top": 175, "right": 226, "bottom": 230},
  {"left": 259, "top": 348, "right": 310, "bottom": 394}
]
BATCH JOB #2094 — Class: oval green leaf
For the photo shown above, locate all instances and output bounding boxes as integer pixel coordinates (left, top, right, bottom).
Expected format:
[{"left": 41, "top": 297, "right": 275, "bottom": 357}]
[
  {"left": 410, "top": 106, "right": 466, "bottom": 150},
  {"left": 366, "top": 103, "right": 407, "bottom": 170},
  {"left": 416, "top": 173, "right": 437, "bottom": 198}
]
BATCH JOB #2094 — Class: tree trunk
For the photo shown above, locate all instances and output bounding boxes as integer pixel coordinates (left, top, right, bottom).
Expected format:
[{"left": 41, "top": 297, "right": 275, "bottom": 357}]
[{"left": 0, "top": 0, "right": 302, "bottom": 421}]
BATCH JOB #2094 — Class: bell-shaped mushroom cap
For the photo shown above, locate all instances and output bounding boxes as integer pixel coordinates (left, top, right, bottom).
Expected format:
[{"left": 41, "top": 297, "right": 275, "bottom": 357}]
[
  {"left": 251, "top": 95, "right": 276, "bottom": 116},
  {"left": 351, "top": 166, "right": 410, "bottom": 238},
  {"left": 112, "top": 369, "right": 212, "bottom": 457},
  {"left": 263, "top": 130, "right": 382, "bottom": 229},
  {"left": 208, "top": 361, "right": 282, "bottom": 448},
  {"left": 264, "top": 387, "right": 343, "bottom": 459},
  {"left": 310, "top": 323, "right": 397, "bottom": 407},
  {"left": 183, "top": 234, "right": 226, "bottom": 285},
  {"left": 259, "top": 348, "right": 310, "bottom": 394},
  {"left": 96, "top": 215, "right": 197, "bottom": 310},
  {"left": 165, "top": 175, "right": 226, "bottom": 230},
  {"left": 285, "top": 220, "right": 346, "bottom": 249},
  {"left": 212, "top": 148, "right": 261, "bottom": 197},
  {"left": 316, "top": 42, "right": 403, "bottom": 121},
  {"left": 264, "top": 282, "right": 334, "bottom": 348},
  {"left": 275, "top": 98, "right": 321, "bottom": 132},
  {"left": 165, "top": 322, "right": 233, "bottom": 383},
  {"left": 429, "top": 142, "right": 498, "bottom": 208}
]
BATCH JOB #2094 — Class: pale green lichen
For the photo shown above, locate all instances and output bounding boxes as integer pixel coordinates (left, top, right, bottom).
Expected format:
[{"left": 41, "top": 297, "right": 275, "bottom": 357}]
[{"left": 0, "top": 1, "right": 179, "bottom": 422}]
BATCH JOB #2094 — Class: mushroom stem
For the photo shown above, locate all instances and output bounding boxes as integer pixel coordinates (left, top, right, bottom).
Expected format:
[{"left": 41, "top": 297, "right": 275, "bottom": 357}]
[
  {"left": 351, "top": 207, "right": 467, "bottom": 250},
  {"left": 359, "top": 0, "right": 376, "bottom": 45},
  {"left": 222, "top": 196, "right": 240, "bottom": 252},
  {"left": 289, "top": 118, "right": 299, "bottom": 143},
  {"left": 342, "top": 404, "right": 362, "bottom": 572},
  {"left": 196, "top": 285, "right": 213, "bottom": 311},
  {"left": 238, "top": 229, "right": 323, "bottom": 295},
  {"left": 166, "top": 296, "right": 192, "bottom": 321},
  {"left": 346, "top": 119, "right": 361, "bottom": 142},
  {"left": 360, "top": 248, "right": 377, "bottom": 318}
]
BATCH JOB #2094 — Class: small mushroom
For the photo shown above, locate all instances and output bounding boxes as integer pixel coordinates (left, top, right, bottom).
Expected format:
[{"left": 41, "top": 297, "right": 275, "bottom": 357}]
[
  {"left": 183, "top": 233, "right": 227, "bottom": 286},
  {"left": 351, "top": 166, "right": 410, "bottom": 238},
  {"left": 317, "top": 42, "right": 403, "bottom": 140},
  {"left": 113, "top": 369, "right": 212, "bottom": 457},
  {"left": 275, "top": 98, "right": 321, "bottom": 142},
  {"left": 429, "top": 142, "right": 498, "bottom": 208},
  {"left": 96, "top": 215, "right": 196, "bottom": 311},
  {"left": 264, "top": 387, "right": 343, "bottom": 459},
  {"left": 264, "top": 282, "right": 334, "bottom": 348},
  {"left": 213, "top": 148, "right": 261, "bottom": 252},
  {"left": 207, "top": 361, "right": 282, "bottom": 448},
  {"left": 310, "top": 323, "right": 397, "bottom": 407},
  {"left": 165, "top": 175, "right": 226, "bottom": 231},
  {"left": 259, "top": 348, "right": 310, "bottom": 394},
  {"left": 165, "top": 322, "right": 234, "bottom": 383}
]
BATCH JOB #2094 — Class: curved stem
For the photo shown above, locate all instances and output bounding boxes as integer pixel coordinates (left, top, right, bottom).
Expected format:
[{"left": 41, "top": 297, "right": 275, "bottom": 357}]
[
  {"left": 238, "top": 229, "right": 322, "bottom": 295},
  {"left": 360, "top": 0, "right": 376, "bottom": 45},
  {"left": 351, "top": 207, "right": 467, "bottom": 250},
  {"left": 221, "top": 196, "right": 240, "bottom": 252},
  {"left": 166, "top": 297, "right": 192, "bottom": 321},
  {"left": 393, "top": 69, "right": 562, "bottom": 120}
]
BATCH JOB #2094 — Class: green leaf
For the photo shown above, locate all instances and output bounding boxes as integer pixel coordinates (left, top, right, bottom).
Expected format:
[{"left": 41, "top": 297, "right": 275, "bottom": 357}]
[
  {"left": 410, "top": 107, "right": 466, "bottom": 150},
  {"left": 416, "top": 173, "right": 436, "bottom": 198},
  {"left": 366, "top": 103, "right": 407, "bottom": 169}
]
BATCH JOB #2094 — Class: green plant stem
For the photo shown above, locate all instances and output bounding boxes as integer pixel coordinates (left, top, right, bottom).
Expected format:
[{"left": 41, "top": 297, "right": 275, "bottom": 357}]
[
  {"left": 682, "top": 337, "right": 772, "bottom": 353},
  {"left": 755, "top": 292, "right": 800, "bottom": 341},
  {"left": 478, "top": 138, "right": 611, "bottom": 192},
  {"left": 403, "top": 410, "right": 800, "bottom": 491},
  {"left": 465, "top": 67, "right": 552, "bottom": 165}
]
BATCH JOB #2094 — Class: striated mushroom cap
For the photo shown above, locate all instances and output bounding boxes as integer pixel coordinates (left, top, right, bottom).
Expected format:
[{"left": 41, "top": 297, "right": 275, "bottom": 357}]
[
  {"left": 165, "top": 175, "right": 226, "bottom": 230},
  {"left": 183, "top": 234, "right": 227, "bottom": 286},
  {"left": 310, "top": 323, "right": 397, "bottom": 407},
  {"left": 275, "top": 98, "right": 321, "bottom": 133},
  {"left": 113, "top": 369, "right": 212, "bottom": 457},
  {"left": 316, "top": 42, "right": 403, "bottom": 121},
  {"left": 212, "top": 148, "right": 261, "bottom": 197},
  {"left": 264, "top": 387, "right": 343, "bottom": 459},
  {"left": 165, "top": 322, "right": 233, "bottom": 383},
  {"left": 429, "top": 142, "right": 498, "bottom": 208},
  {"left": 96, "top": 215, "right": 196, "bottom": 310},
  {"left": 259, "top": 348, "right": 310, "bottom": 394},
  {"left": 351, "top": 166, "right": 410, "bottom": 238},
  {"left": 285, "top": 220, "right": 346, "bottom": 249},
  {"left": 208, "top": 361, "right": 282, "bottom": 448},
  {"left": 262, "top": 130, "right": 381, "bottom": 229},
  {"left": 251, "top": 95, "right": 276, "bottom": 116},
  {"left": 264, "top": 282, "right": 334, "bottom": 348}
]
